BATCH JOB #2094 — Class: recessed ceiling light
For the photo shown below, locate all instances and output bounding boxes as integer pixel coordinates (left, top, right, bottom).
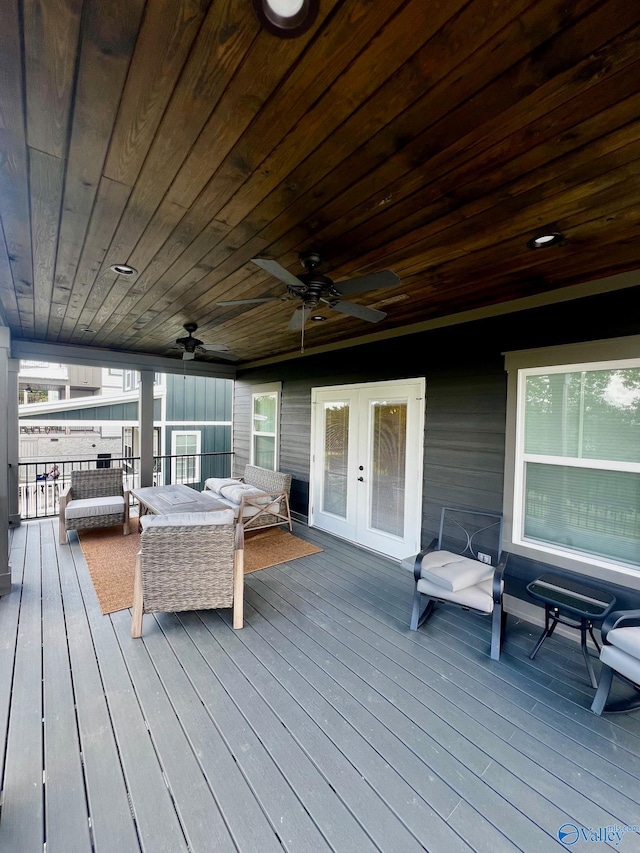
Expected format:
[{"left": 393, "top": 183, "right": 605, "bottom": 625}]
[
  {"left": 81, "top": 328, "right": 96, "bottom": 333},
  {"left": 311, "top": 315, "right": 326, "bottom": 321},
  {"left": 110, "top": 263, "right": 138, "bottom": 276},
  {"left": 527, "top": 232, "right": 563, "bottom": 249},
  {"left": 251, "top": 0, "right": 318, "bottom": 37}
]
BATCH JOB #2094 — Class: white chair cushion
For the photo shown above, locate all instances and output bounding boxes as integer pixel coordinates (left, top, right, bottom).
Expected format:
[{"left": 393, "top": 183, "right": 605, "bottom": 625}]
[
  {"left": 218, "top": 483, "right": 273, "bottom": 506},
  {"left": 607, "top": 626, "right": 640, "bottom": 659},
  {"left": 416, "top": 577, "right": 495, "bottom": 613},
  {"left": 66, "top": 495, "right": 125, "bottom": 520},
  {"left": 601, "top": 643, "right": 640, "bottom": 686},
  {"left": 420, "top": 550, "right": 493, "bottom": 592},
  {"left": 140, "top": 509, "right": 236, "bottom": 529},
  {"left": 204, "top": 477, "right": 239, "bottom": 495}
]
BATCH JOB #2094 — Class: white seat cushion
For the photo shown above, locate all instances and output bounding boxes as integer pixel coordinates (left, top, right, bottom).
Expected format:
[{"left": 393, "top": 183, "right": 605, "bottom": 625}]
[
  {"left": 607, "top": 625, "right": 640, "bottom": 658},
  {"left": 218, "top": 482, "right": 274, "bottom": 506},
  {"left": 416, "top": 577, "right": 495, "bottom": 613},
  {"left": 66, "top": 495, "right": 125, "bottom": 520},
  {"left": 419, "top": 550, "right": 493, "bottom": 592},
  {"left": 140, "top": 509, "right": 236, "bottom": 529},
  {"left": 601, "top": 643, "right": 640, "bottom": 686}
]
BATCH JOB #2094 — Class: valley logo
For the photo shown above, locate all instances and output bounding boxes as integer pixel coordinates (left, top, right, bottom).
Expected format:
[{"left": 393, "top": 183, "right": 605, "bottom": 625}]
[{"left": 558, "top": 823, "right": 640, "bottom": 846}]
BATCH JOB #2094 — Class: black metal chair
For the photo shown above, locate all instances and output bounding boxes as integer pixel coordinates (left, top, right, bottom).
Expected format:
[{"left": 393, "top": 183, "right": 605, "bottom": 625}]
[
  {"left": 591, "top": 609, "right": 640, "bottom": 715},
  {"left": 402, "top": 507, "right": 509, "bottom": 660}
]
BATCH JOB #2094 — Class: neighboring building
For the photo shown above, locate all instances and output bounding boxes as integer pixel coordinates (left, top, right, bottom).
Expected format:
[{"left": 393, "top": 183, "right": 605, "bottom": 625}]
[{"left": 18, "top": 366, "right": 233, "bottom": 491}]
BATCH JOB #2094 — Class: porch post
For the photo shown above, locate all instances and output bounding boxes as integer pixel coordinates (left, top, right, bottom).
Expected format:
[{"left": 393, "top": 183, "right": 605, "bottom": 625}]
[
  {"left": 139, "top": 370, "right": 154, "bottom": 487},
  {"left": 8, "top": 358, "right": 21, "bottom": 528},
  {"left": 0, "top": 328, "right": 12, "bottom": 595}
]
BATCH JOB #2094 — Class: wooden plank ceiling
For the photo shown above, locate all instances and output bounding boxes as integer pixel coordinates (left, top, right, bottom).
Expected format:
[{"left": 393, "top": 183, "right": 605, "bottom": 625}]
[{"left": 1, "top": 0, "right": 640, "bottom": 366}]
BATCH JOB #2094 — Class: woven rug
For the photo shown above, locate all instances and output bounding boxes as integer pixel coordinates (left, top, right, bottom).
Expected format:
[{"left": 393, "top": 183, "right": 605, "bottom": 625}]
[{"left": 77, "top": 524, "right": 322, "bottom": 615}]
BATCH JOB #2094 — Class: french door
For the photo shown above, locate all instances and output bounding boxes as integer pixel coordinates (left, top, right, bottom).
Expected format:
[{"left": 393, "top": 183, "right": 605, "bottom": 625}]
[{"left": 310, "top": 379, "right": 425, "bottom": 559}]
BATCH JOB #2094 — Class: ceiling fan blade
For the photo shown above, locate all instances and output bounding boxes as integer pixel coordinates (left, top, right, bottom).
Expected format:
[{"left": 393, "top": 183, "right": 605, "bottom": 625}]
[
  {"left": 287, "top": 306, "right": 306, "bottom": 331},
  {"left": 200, "top": 343, "right": 230, "bottom": 351},
  {"left": 251, "top": 258, "right": 303, "bottom": 288},
  {"left": 182, "top": 351, "right": 195, "bottom": 361},
  {"left": 334, "top": 270, "right": 399, "bottom": 296},
  {"left": 331, "top": 300, "right": 387, "bottom": 323},
  {"left": 217, "top": 298, "right": 279, "bottom": 305}
]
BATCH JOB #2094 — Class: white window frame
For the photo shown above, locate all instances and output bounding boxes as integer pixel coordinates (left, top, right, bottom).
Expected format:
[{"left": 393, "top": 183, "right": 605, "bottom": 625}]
[
  {"left": 504, "top": 335, "right": 640, "bottom": 588},
  {"left": 250, "top": 383, "right": 281, "bottom": 471},
  {"left": 171, "top": 430, "right": 201, "bottom": 484}
]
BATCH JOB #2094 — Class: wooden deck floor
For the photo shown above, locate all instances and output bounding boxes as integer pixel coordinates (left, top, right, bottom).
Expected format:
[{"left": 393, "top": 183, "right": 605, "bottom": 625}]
[{"left": 1, "top": 519, "right": 640, "bottom": 852}]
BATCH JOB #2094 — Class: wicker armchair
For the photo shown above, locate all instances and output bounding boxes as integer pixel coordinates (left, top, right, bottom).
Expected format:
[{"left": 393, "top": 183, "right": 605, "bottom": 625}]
[
  {"left": 59, "top": 469, "right": 129, "bottom": 544},
  {"left": 131, "top": 509, "right": 244, "bottom": 638}
]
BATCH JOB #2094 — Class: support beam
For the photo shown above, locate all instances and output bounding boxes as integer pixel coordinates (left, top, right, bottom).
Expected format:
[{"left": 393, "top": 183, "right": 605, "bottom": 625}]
[
  {"left": 0, "top": 328, "right": 11, "bottom": 595},
  {"left": 139, "top": 370, "right": 155, "bottom": 488},
  {"left": 8, "top": 358, "right": 21, "bottom": 527}
]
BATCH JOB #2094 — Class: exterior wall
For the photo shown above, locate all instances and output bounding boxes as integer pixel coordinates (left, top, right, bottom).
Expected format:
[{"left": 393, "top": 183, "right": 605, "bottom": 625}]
[
  {"left": 165, "top": 374, "right": 232, "bottom": 422},
  {"left": 19, "top": 434, "right": 123, "bottom": 463},
  {"left": 234, "top": 284, "right": 640, "bottom": 608}
]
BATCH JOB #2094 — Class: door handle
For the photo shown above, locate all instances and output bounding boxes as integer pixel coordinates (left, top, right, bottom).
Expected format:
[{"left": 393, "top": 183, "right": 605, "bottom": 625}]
[{"left": 357, "top": 476, "right": 364, "bottom": 482}]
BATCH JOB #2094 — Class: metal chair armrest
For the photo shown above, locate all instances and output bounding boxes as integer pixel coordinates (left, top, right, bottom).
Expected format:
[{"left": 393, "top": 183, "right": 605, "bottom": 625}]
[
  {"left": 413, "top": 538, "right": 438, "bottom": 582},
  {"left": 601, "top": 608, "right": 640, "bottom": 643},
  {"left": 492, "top": 551, "right": 509, "bottom": 604}
]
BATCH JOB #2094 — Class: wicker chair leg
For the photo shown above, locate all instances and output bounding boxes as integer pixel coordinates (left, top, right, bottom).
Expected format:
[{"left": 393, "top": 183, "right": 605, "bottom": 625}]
[
  {"left": 59, "top": 517, "right": 67, "bottom": 545},
  {"left": 233, "top": 549, "right": 244, "bottom": 629},
  {"left": 131, "top": 553, "right": 144, "bottom": 638}
]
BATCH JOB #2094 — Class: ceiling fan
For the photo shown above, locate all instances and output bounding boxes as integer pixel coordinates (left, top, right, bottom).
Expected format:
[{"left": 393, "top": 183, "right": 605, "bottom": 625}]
[
  {"left": 173, "top": 323, "right": 238, "bottom": 361},
  {"left": 217, "top": 251, "right": 400, "bottom": 332}
]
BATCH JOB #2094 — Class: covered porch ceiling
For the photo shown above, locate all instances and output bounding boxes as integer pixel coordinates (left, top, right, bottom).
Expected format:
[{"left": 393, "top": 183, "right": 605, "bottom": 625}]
[{"left": 1, "top": 0, "right": 640, "bottom": 368}]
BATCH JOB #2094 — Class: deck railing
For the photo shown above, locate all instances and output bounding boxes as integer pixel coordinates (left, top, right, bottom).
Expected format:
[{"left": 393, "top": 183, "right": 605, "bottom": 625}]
[{"left": 16, "top": 452, "right": 233, "bottom": 519}]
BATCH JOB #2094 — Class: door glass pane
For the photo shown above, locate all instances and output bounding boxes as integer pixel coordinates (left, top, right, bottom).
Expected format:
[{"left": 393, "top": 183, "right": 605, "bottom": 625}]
[
  {"left": 322, "top": 403, "right": 349, "bottom": 517},
  {"left": 369, "top": 401, "right": 406, "bottom": 536}
]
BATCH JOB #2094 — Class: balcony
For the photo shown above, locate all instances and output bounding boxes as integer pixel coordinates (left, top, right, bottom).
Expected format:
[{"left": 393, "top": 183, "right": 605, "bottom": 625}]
[
  {"left": 16, "top": 452, "right": 234, "bottom": 520},
  {"left": 1, "top": 519, "right": 639, "bottom": 850}
]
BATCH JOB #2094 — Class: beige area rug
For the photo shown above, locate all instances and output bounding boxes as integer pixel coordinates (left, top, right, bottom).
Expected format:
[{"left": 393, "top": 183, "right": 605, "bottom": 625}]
[{"left": 78, "top": 524, "right": 322, "bottom": 615}]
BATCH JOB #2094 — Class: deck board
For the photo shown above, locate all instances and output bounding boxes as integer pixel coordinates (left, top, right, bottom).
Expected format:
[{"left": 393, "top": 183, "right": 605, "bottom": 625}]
[
  {"left": 257, "top": 566, "right": 632, "bottom": 834},
  {"left": 0, "top": 519, "right": 639, "bottom": 852}
]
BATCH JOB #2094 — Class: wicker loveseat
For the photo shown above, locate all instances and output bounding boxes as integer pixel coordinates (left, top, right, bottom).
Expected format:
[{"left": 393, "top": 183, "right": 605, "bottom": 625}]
[
  {"left": 59, "top": 468, "right": 129, "bottom": 544},
  {"left": 131, "top": 509, "right": 244, "bottom": 637},
  {"left": 202, "top": 464, "right": 292, "bottom": 532}
]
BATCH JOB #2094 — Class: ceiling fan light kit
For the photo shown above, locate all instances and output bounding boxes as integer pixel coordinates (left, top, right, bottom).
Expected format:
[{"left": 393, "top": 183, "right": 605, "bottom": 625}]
[
  {"left": 251, "top": 0, "right": 318, "bottom": 37},
  {"left": 217, "top": 251, "right": 399, "bottom": 353},
  {"left": 174, "top": 323, "right": 236, "bottom": 361}
]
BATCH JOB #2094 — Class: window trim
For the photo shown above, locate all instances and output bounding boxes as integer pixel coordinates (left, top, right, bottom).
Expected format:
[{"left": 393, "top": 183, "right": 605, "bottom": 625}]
[
  {"left": 504, "top": 335, "right": 640, "bottom": 589},
  {"left": 250, "top": 382, "right": 281, "bottom": 471},
  {"left": 171, "top": 430, "right": 201, "bottom": 484}
]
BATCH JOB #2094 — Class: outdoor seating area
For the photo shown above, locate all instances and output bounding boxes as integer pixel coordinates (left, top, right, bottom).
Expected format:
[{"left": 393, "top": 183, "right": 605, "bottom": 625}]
[{"left": 1, "top": 517, "right": 640, "bottom": 852}]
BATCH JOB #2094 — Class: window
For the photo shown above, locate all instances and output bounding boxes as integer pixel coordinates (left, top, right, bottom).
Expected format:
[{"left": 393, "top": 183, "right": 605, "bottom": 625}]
[
  {"left": 506, "top": 341, "right": 640, "bottom": 577},
  {"left": 123, "top": 370, "right": 138, "bottom": 391},
  {"left": 171, "top": 431, "right": 201, "bottom": 484},
  {"left": 251, "top": 384, "right": 280, "bottom": 470}
]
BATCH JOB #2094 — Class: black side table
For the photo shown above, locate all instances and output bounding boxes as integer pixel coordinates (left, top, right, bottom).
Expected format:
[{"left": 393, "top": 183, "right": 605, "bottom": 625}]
[{"left": 526, "top": 574, "right": 616, "bottom": 688}]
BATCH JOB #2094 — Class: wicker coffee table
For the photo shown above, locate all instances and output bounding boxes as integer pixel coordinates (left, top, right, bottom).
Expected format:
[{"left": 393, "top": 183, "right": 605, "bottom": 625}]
[{"left": 131, "top": 483, "right": 230, "bottom": 519}]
